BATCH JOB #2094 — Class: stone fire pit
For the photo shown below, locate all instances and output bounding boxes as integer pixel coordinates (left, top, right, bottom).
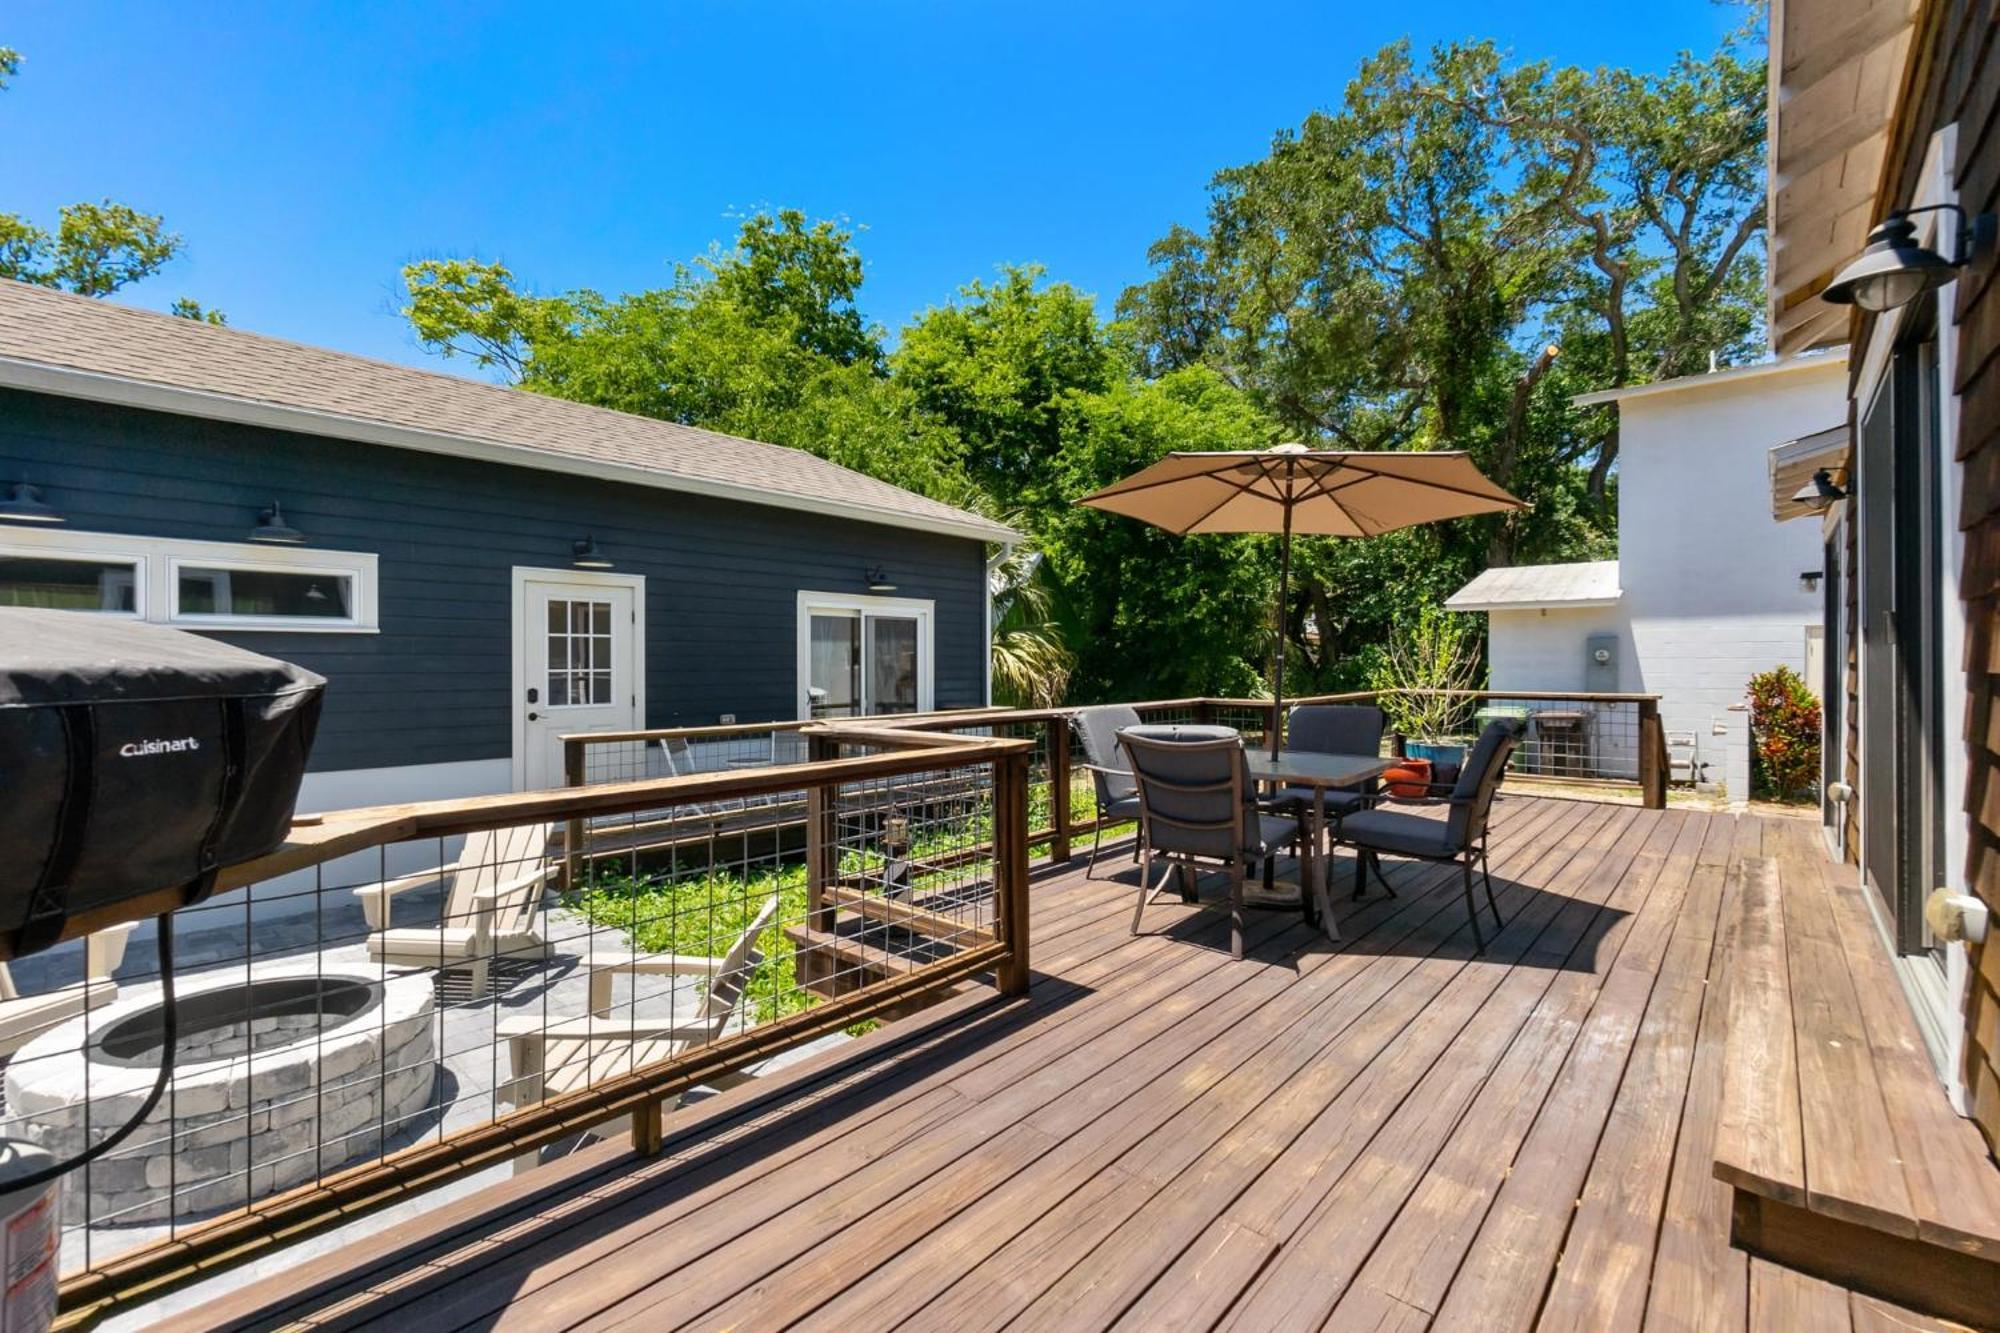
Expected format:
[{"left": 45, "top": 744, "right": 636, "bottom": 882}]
[{"left": 6, "top": 959, "right": 435, "bottom": 1223}]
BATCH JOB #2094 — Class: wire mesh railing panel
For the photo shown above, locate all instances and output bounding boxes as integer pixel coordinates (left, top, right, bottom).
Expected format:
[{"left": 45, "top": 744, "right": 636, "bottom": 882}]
[
  {"left": 11, "top": 735, "right": 1023, "bottom": 1300},
  {"left": 571, "top": 724, "right": 813, "bottom": 788},
  {"left": 907, "top": 716, "right": 1054, "bottom": 845},
  {"left": 1489, "top": 696, "right": 1642, "bottom": 783}
]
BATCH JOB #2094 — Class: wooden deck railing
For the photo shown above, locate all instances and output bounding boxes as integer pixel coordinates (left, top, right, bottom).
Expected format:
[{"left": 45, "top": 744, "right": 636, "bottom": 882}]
[
  {"left": 45, "top": 724, "right": 1034, "bottom": 1330},
  {"left": 559, "top": 690, "right": 1670, "bottom": 873}
]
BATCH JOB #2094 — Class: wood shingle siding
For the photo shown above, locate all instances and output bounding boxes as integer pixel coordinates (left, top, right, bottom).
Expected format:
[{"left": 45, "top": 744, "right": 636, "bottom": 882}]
[
  {"left": 0, "top": 391, "right": 991, "bottom": 773},
  {"left": 1936, "top": 0, "right": 2000, "bottom": 1160}
]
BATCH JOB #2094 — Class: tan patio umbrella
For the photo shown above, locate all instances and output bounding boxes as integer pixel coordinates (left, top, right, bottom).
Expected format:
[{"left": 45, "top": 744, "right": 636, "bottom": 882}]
[{"left": 1077, "top": 443, "right": 1525, "bottom": 757}]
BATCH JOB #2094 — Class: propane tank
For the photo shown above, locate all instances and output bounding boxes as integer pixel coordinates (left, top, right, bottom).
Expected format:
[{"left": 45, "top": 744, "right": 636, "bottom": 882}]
[{"left": 0, "top": 1140, "right": 60, "bottom": 1333}]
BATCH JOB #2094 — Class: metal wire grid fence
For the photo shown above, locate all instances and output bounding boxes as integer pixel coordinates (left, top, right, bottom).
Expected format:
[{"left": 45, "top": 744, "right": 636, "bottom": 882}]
[
  {"left": 570, "top": 724, "right": 815, "bottom": 788},
  {"left": 1492, "top": 696, "right": 1641, "bottom": 783},
  {"left": 0, "top": 748, "right": 1003, "bottom": 1281}
]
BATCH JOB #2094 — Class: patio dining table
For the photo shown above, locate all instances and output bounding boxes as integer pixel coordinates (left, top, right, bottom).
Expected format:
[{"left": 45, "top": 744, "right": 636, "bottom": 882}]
[{"left": 1243, "top": 749, "right": 1395, "bottom": 934}]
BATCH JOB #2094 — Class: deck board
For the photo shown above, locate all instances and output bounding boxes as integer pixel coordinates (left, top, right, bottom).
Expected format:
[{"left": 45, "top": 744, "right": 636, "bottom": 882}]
[{"left": 164, "top": 797, "right": 1978, "bottom": 1333}]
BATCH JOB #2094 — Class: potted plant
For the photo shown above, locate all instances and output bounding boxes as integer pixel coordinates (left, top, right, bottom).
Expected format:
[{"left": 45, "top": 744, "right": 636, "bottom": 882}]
[{"left": 1369, "top": 606, "right": 1483, "bottom": 770}]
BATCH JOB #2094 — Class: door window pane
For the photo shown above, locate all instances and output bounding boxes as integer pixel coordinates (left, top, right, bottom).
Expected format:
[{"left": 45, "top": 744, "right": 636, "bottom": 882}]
[
  {"left": 867, "top": 616, "right": 919, "bottom": 715},
  {"left": 178, "top": 567, "right": 351, "bottom": 619},
  {"left": 0, "top": 556, "right": 137, "bottom": 612},
  {"left": 546, "top": 598, "right": 613, "bottom": 706},
  {"left": 809, "top": 613, "right": 860, "bottom": 718}
]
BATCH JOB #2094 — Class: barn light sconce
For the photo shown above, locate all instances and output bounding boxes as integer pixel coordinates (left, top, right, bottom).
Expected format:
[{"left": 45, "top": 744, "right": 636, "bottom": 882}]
[
  {"left": 1792, "top": 468, "right": 1848, "bottom": 513},
  {"left": 1799, "top": 570, "right": 1824, "bottom": 593},
  {"left": 571, "top": 536, "right": 614, "bottom": 570},
  {"left": 1821, "top": 205, "right": 1996, "bottom": 312},
  {"left": 249, "top": 501, "right": 305, "bottom": 544},
  {"left": 865, "top": 565, "right": 897, "bottom": 593},
  {"left": 0, "top": 482, "right": 63, "bottom": 524}
]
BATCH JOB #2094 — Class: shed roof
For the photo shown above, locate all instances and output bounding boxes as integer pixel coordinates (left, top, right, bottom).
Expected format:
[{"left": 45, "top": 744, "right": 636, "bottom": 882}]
[
  {"left": 0, "top": 279, "right": 1016, "bottom": 544},
  {"left": 1445, "top": 559, "right": 1622, "bottom": 612}
]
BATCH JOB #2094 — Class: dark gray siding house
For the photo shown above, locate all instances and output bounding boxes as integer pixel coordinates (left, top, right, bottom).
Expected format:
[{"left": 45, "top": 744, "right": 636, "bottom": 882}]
[{"left": 0, "top": 279, "right": 1012, "bottom": 809}]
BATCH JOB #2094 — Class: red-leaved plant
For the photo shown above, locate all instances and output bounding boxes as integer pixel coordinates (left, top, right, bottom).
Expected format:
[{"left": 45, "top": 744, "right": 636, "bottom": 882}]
[{"left": 1747, "top": 664, "right": 1821, "bottom": 802}]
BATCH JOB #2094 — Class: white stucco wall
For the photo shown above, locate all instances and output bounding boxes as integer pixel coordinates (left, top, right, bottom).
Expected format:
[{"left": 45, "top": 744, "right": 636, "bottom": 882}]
[{"left": 1486, "top": 358, "right": 1846, "bottom": 798}]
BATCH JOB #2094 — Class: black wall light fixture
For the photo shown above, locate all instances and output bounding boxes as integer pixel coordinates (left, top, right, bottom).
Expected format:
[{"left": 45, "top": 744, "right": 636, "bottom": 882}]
[
  {"left": 1821, "top": 204, "right": 1996, "bottom": 312},
  {"left": 1792, "top": 468, "right": 1848, "bottom": 513},
  {"left": 571, "top": 536, "right": 614, "bottom": 570},
  {"left": 0, "top": 482, "right": 63, "bottom": 524},
  {"left": 249, "top": 501, "right": 305, "bottom": 544},
  {"left": 865, "top": 565, "right": 897, "bottom": 593}
]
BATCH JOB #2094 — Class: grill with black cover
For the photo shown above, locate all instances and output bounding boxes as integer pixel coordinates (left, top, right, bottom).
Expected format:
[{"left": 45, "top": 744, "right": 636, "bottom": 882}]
[{"left": 0, "top": 608, "right": 324, "bottom": 958}]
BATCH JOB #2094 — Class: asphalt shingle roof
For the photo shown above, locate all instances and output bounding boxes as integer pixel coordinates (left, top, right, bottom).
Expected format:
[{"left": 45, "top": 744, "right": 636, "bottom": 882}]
[{"left": 0, "top": 279, "right": 1014, "bottom": 543}]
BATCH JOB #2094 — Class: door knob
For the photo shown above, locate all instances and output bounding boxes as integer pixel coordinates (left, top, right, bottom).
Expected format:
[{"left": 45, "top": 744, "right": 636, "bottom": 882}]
[{"left": 528, "top": 711, "right": 540, "bottom": 721}]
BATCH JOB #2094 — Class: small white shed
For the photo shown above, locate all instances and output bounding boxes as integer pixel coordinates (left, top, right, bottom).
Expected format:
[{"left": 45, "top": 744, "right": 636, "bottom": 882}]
[{"left": 1447, "top": 353, "right": 1848, "bottom": 799}]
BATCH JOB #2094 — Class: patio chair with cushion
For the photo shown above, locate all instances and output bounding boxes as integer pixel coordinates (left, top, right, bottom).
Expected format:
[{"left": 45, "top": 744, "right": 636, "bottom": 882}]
[
  {"left": 1329, "top": 719, "right": 1522, "bottom": 951},
  {"left": 1276, "top": 704, "right": 1387, "bottom": 816},
  {"left": 355, "top": 823, "right": 554, "bottom": 998},
  {"left": 497, "top": 894, "right": 780, "bottom": 1164},
  {"left": 1273, "top": 705, "right": 1388, "bottom": 880},
  {"left": 1072, "top": 705, "right": 1144, "bottom": 878},
  {"left": 0, "top": 924, "right": 133, "bottom": 1058},
  {"left": 1121, "top": 732, "right": 1302, "bottom": 961}
]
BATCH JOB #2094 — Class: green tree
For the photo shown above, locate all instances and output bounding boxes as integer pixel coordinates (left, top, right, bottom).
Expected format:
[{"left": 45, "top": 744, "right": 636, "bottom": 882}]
[
  {"left": 988, "top": 543, "right": 1074, "bottom": 708},
  {"left": 401, "top": 213, "right": 979, "bottom": 508},
  {"left": 1040, "top": 367, "right": 1282, "bottom": 701},
  {"left": 169, "top": 297, "right": 227, "bottom": 325},
  {"left": 0, "top": 44, "right": 213, "bottom": 311},
  {"left": 1488, "top": 31, "right": 1768, "bottom": 503},
  {"left": 1116, "top": 32, "right": 1764, "bottom": 687},
  {"left": 894, "top": 266, "right": 1120, "bottom": 513}
]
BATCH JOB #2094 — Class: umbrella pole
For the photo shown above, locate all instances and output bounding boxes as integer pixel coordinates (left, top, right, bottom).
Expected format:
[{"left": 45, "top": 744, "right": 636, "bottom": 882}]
[{"left": 1271, "top": 497, "right": 1293, "bottom": 761}]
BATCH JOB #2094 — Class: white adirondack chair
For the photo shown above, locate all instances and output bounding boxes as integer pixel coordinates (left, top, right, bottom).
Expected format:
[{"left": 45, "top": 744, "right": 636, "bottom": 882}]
[
  {"left": 0, "top": 924, "right": 135, "bottom": 1058},
  {"left": 497, "top": 894, "right": 780, "bottom": 1162},
  {"left": 354, "top": 824, "right": 552, "bottom": 997}
]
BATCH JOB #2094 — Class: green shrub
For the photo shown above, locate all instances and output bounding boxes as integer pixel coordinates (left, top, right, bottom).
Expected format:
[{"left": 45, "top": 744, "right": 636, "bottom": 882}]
[
  {"left": 1366, "top": 605, "right": 1484, "bottom": 740},
  {"left": 1747, "top": 664, "right": 1820, "bottom": 802}
]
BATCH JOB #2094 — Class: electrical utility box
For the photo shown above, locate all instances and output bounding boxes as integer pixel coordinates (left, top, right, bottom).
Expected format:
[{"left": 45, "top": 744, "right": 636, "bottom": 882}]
[{"left": 1584, "top": 633, "right": 1620, "bottom": 694}]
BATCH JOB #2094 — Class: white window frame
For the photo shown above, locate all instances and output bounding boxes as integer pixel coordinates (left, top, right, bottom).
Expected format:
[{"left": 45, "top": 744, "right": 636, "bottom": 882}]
[
  {"left": 0, "top": 527, "right": 378, "bottom": 632},
  {"left": 796, "top": 590, "right": 935, "bottom": 720},
  {"left": 0, "top": 539, "right": 147, "bottom": 618}
]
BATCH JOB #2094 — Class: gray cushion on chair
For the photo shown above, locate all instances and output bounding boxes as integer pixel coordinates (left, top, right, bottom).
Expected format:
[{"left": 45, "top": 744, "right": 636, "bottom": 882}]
[
  {"left": 1275, "top": 785, "right": 1369, "bottom": 817},
  {"left": 1249, "top": 813, "right": 1301, "bottom": 856},
  {"left": 1336, "top": 808, "right": 1459, "bottom": 858},
  {"left": 1099, "top": 792, "right": 1142, "bottom": 820},
  {"left": 1074, "top": 705, "right": 1143, "bottom": 804},
  {"left": 1285, "top": 704, "right": 1386, "bottom": 757}
]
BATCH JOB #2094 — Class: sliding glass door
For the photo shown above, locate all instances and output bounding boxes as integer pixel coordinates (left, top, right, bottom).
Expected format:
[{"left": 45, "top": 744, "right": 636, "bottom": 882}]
[
  {"left": 1859, "top": 331, "right": 1947, "bottom": 957},
  {"left": 803, "top": 599, "right": 931, "bottom": 718}
]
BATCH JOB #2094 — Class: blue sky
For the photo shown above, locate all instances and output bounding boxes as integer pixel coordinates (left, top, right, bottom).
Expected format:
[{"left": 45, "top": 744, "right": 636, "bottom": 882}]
[{"left": 4, "top": 2, "right": 1740, "bottom": 375}]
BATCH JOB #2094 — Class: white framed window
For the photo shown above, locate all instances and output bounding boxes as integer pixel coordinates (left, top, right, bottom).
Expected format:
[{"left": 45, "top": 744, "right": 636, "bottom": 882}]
[
  {"left": 0, "top": 527, "right": 378, "bottom": 632},
  {"left": 0, "top": 546, "right": 144, "bottom": 617},
  {"left": 796, "top": 591, "right": 934, "bottom": 719}
]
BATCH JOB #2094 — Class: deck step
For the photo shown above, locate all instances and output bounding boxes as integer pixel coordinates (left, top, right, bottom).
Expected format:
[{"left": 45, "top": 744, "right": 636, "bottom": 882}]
[{"left": 1712, "top": 820, "right": 2000, "bottom": 1325}]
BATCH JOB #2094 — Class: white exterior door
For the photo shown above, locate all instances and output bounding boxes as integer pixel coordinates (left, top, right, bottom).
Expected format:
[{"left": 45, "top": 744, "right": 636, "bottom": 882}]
[{"left": 515, "top": 571, "right": 642, "bottom": 790}]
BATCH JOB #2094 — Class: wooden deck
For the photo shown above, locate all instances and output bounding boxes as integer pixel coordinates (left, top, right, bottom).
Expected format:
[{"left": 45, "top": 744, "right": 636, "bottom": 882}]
[{"left": 173, "top": 797, "right": 1972, "bottom": 1331}]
